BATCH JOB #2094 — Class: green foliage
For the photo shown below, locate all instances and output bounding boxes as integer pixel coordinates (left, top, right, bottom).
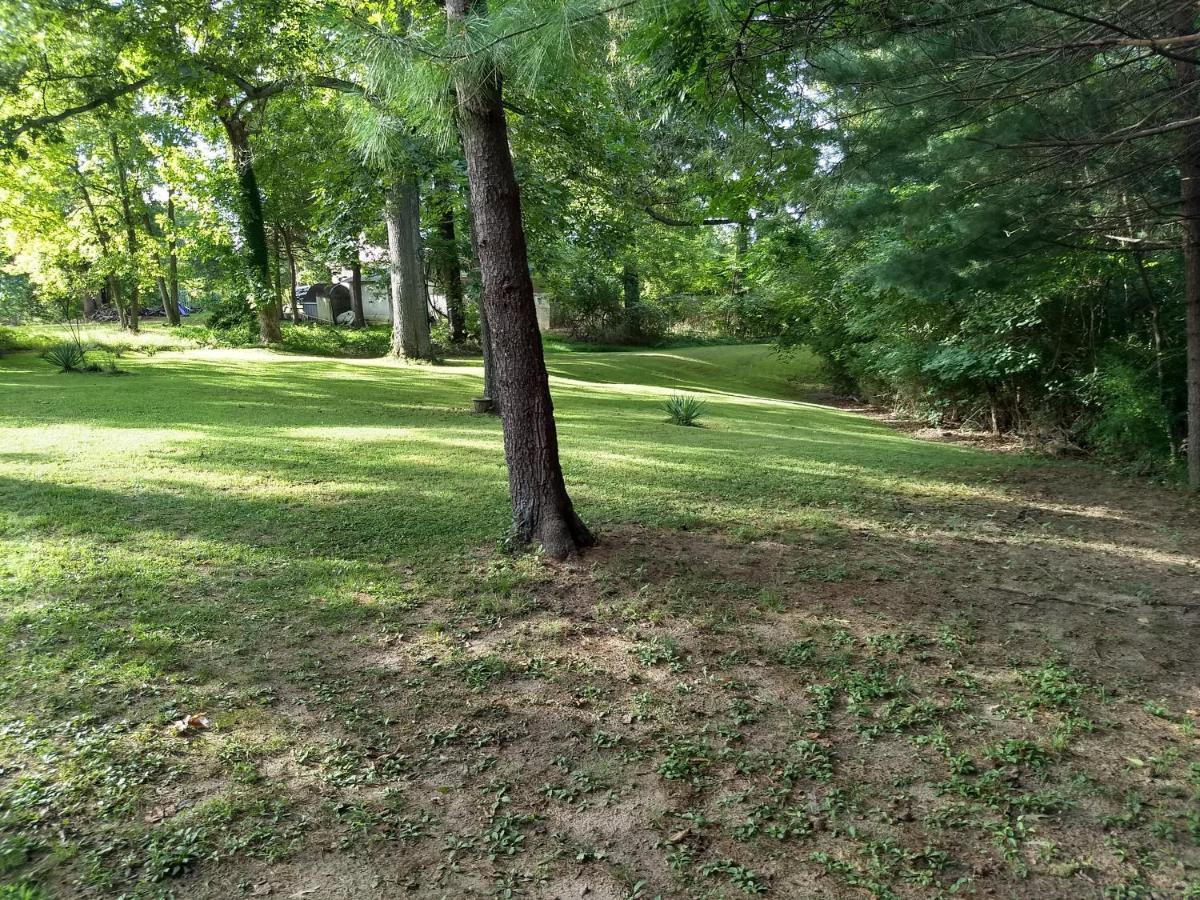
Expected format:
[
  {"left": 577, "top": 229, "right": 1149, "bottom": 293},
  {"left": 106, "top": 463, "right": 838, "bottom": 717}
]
[
  {"left": 205, "top": 291, "right": 258, "bottom": 335},
  {"left": 0, "top": 268, "right": 35, "bottom": 324},
  {"left": 278, "top": 324, "right": 392, "bottom": 359},
  {"left": 41, "top": 341, "right": 86, "bottom": 372},
  {"left": 664, "top": 394, "right": 707, "bottom": 427},
  {"left": 1080, "top": 358, "right": 1174, "bottom": 474},
  {"left": 0, "top": 884, "right": 49, "bottom": 900}
]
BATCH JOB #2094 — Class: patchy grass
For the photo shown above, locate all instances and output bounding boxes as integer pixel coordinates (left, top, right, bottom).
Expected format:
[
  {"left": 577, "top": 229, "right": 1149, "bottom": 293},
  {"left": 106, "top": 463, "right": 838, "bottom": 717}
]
[{"left": 0, "top": 333, "right": 1197, "bottom": 897}]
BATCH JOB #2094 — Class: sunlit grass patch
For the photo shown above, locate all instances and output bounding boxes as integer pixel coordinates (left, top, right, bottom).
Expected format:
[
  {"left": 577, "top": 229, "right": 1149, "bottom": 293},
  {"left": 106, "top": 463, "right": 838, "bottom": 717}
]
[{"left": 0, "top": 335, "right": 1195, "bottom": 896}]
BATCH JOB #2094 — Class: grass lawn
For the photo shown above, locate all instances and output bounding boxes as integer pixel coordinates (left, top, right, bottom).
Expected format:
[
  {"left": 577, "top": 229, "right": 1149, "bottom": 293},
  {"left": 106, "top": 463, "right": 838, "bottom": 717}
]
[{"left": 0, "top": 333, "right": 1198, "bottom": 898}]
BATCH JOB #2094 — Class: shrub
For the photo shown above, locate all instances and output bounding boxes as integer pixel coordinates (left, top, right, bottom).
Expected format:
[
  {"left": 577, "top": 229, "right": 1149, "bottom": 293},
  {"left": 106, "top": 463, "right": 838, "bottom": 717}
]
[
  {"left": 278, "top": 323, "right": 392, "bottom": 358},
  {"left": 84, "top": 350, "right": 125, "bottom": 375},
  {"left": 205, "top": 292, "right": 257, "bottom": 333},
  {"left": 41, "top": 341, "right": 87, "bottom": 372},
  {"left": 1079, "top": 358, "right": 1173, "bottom": 474},
  {"left": 664, "top": 394, "right": 708, "bottom": 426}
]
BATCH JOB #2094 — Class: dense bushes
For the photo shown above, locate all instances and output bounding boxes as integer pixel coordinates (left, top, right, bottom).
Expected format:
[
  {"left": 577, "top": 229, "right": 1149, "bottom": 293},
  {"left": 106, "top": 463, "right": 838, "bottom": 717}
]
[
  {"left": 274, "top": 324, "right": 392, "bottom": 358},
  {"left": 1080, "top": 358, "right": 1175, "bottom": 473},
  {"left": 772, "top": 229, "right": 1186, "bottom": 474}
]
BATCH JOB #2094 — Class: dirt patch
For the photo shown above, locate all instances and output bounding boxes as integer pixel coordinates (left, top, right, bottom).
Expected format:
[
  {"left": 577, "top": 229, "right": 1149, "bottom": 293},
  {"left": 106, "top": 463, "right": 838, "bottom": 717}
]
[{"left": 13, "top": 455, "right": 1200, "bottom": 898}]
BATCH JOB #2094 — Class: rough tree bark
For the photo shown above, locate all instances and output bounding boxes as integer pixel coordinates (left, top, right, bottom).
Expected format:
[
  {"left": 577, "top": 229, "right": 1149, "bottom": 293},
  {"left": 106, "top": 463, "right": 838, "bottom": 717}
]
[
  {"left": 386, "top": 176, "right": 434, "bottom": 359},
  {"left": 109, "top": 133, "right": 140, "bottom": 333},
  {"left": 270, "top": 226, "right": 284, "bottom": 321},
  {"left": 446, "top": 0, "right": 593, "bottom": 559},
  {"left": 1177, "top": 10, "right": 1200, "bottom": 490},
  {"left": 434, "top": 176, "right": 467, "bottom": 343},
  {"left": 350, "top": 250, "right": 366, "bottom": 328},
  {"left": 215, "top": 100, "right": 283, "bottom": 344}
]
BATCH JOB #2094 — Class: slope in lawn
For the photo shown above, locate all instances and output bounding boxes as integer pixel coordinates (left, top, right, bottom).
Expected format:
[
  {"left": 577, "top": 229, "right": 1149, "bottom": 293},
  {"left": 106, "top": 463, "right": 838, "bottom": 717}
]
[{"left": 0, "top": 342, "right": 1196, "bottom": 898}]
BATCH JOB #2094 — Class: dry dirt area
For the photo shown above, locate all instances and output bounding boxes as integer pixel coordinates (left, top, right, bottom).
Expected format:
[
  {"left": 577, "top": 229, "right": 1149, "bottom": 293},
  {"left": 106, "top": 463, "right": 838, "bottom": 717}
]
[{"left": 162, "top": 448, "right": 1200, "bottom": 900}]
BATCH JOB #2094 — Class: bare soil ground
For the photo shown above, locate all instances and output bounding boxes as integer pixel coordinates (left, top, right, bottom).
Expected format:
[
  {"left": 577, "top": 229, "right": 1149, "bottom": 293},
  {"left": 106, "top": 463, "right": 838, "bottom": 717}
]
[{"left": 167, "top": 448, "right": 1199, "bottom": 899}]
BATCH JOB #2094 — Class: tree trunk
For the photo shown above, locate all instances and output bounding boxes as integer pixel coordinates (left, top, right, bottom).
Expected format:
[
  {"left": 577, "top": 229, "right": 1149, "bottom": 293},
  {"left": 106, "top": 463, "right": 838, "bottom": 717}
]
[
  {"left": 350, "top": 251, "right": 366, "bottom": 328},
  {"left": 1177, "top": 12, "right": 1200, "bottom": 490},
  {"left": 434, "top": 176, "right": 467, "bottom": 343},
  {"left": 386, "top": 176, "right": 434, "bottom": 359},
  {"left": 270, "top": 226, "right": 284, "bottom": 322},
  {"left": 154, "top": 273, "right": 170, "bottom": 312},
  {"left": 166, "top": 190, "right": 181, "bottom": 325},
  {"left": 732, "top": 222, "right": 748, "bottom": 295},
  {"left": 446, "top": 0, "right": 592, "bottom": 559},
  {"left": 282, "top": 230, "right": 301, "bottom": 324},
  {"left": 74, "top": 165, "right": 127, "bottom": 325},
  {"left": 464, "top": 197, "right": 501, "bottom": 409},
  {"left": 108, "top": 276, "right": 126, "bottom": 326},
  {"left": 216, "top": 101, "right": 282, "bottom": 344},
  {"left": 109, "top": 133, "right": 140, "bottom": 333}
]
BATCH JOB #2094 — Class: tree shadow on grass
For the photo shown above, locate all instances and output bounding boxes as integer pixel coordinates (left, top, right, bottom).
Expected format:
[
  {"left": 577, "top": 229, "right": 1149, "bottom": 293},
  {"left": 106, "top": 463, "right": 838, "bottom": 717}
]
[{"left": 2, "top": 347, "right": 1199, "bottom": 895}]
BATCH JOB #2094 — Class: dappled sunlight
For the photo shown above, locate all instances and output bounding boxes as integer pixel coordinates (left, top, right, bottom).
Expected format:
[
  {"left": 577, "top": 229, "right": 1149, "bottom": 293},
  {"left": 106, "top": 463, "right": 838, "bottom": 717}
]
[{"left": 2, "top": 343, "right": 1198, "bottom": 898}]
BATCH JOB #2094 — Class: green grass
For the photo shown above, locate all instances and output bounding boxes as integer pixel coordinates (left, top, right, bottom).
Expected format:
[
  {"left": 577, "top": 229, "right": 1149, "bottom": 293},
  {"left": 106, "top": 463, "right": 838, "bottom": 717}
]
[{"left": 0, "top": 333, "right": 1196, "bottom": 897}]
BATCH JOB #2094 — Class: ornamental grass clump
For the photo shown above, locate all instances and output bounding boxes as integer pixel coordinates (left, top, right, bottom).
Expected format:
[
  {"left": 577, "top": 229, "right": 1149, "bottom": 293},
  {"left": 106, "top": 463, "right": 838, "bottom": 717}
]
[{"left": 664, "top": 394, "right": 707, "bottom": 427}]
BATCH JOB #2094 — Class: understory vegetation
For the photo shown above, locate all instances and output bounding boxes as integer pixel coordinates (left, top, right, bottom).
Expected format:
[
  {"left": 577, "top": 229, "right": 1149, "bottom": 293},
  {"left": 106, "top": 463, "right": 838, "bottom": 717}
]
[{"left": 0, "top": 339, "right": 1197, "bottom": 898}]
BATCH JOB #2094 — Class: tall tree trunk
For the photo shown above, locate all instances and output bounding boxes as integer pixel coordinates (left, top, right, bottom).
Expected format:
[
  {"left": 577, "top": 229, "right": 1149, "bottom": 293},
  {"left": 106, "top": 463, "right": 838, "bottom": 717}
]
[
  {"left": 282, "top": 230, "right": 301, "bottom": 324},
  {"left": 154, "top": 273, "right": 170, "bottom": 313},
  {"left": 350, "top": 250, "right": 366, "bottom": 328},
  {"left": 270, "top": 226, "right": 284, "bottom": 322},
  {"left": 386, "top": 176, "right": 434, "bottom": 359},
  {"left": 166, "top": 190, "right": 181, "bottom": 325},
  {"left": 434, "top": 176, "right": 467, "bottom": 343},
  {"left": 447, "top": 0, "right": 592, "bottom": 559},
  {"left": 215, "top": 101, "right": 282, "bottom": 344},
  {"left": 109, "top": 133, "right": 140, "bottom": 333},
  {"left": 1177, "top": 12, "right": 1200, "bottom": 490}
]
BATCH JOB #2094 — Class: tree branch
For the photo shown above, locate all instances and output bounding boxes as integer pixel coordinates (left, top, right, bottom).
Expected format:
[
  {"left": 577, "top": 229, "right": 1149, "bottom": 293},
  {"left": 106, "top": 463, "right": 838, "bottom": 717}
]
[
  {"left": 643, "top": 206, "right": 746, "bottom": 227},
  {"left": 2, "top": 76, "right": 153, "bottom": 145}
]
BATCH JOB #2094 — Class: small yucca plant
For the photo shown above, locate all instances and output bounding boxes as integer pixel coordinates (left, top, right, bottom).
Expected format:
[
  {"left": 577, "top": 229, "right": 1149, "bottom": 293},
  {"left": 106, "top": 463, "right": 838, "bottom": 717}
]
[
  {"left": 42, "top": 341, "right": 87, "bottom": 372},
  {"left": 664, "top": 393, "right": 707, "bottom": 427}
]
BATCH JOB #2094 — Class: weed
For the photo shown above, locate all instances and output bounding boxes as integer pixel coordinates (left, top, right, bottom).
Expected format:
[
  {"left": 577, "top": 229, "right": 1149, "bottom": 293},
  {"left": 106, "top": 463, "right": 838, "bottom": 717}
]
[
  {"left": 462, "top": 655, "right": 509, "bottom": 691},
  {"left": 635, "top": 635, "right": 684, "bottom": 670},
  {"left": 700, "top": 858, "right": 766, "bottom": 894},
  {"left": 657, "top": 736, "right": 711, "bottom": 784}
]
